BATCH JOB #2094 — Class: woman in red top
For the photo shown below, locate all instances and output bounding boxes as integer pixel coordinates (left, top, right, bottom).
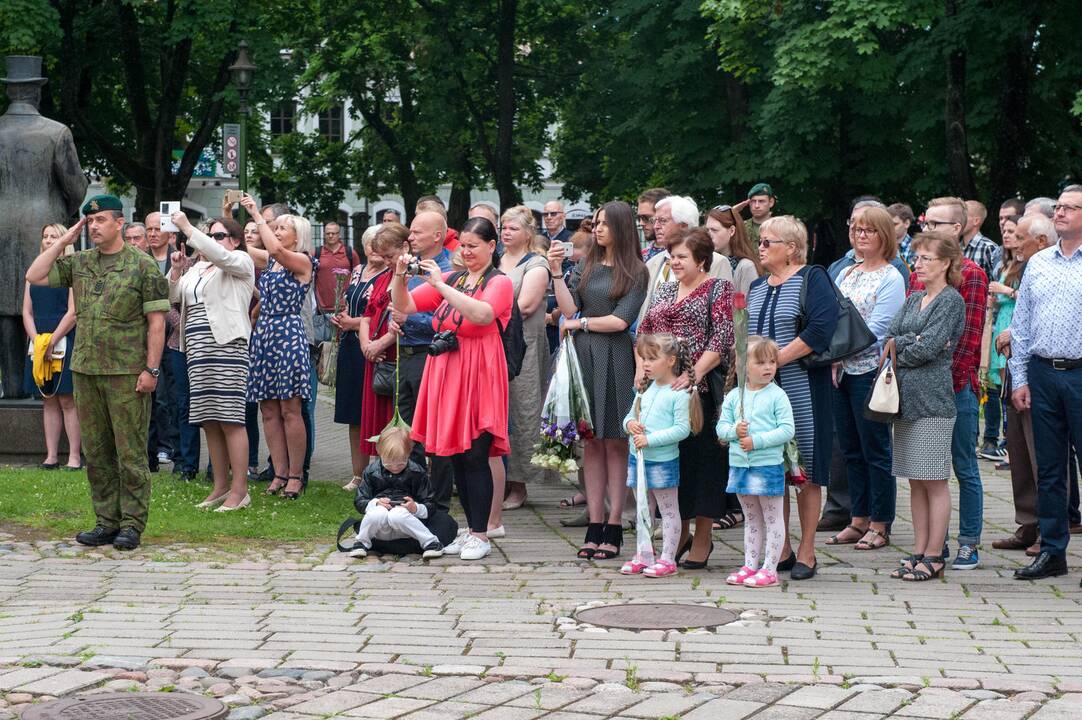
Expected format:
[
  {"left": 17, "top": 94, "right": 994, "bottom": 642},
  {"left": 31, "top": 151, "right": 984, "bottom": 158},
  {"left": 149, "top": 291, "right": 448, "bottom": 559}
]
[
  {"left": 357, "top": 224, "right": 410, "bottom": 461},
  {"left": 390, "top": 217, "right": 512, "bottom": 561}
]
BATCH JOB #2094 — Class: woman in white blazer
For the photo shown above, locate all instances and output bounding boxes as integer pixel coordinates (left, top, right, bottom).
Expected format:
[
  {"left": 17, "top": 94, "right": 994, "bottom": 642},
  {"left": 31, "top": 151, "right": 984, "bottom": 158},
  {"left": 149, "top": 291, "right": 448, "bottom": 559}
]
[{"left": 169, "top": 212, "right": 256, "bottom": 511}]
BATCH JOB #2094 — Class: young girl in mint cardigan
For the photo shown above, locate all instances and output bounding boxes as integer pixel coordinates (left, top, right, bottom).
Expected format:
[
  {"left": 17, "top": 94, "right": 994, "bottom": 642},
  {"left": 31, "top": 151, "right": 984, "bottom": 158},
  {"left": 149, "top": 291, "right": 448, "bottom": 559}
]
[
  {"left": 717, "top": 336, "right": 795, "bottom": 588},
  {"left": 621, "top": 334, "right": 703, "bottom": 578}
]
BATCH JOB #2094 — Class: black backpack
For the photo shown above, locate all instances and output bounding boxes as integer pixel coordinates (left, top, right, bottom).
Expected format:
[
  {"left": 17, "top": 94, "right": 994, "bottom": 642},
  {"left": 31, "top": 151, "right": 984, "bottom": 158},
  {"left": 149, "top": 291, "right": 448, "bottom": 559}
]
[{"left": 447, "top": 267, "right": 527, "bottom": 380}]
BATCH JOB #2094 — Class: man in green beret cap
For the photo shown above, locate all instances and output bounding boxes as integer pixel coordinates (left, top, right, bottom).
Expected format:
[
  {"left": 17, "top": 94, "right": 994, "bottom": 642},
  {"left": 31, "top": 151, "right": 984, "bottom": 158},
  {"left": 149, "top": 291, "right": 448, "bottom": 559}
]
[
  {"left": 26, "top": 195, "right": 169, "bottom": 551},
  {"left": 745, "top": 182, "right": 776, "bottom": 246}
]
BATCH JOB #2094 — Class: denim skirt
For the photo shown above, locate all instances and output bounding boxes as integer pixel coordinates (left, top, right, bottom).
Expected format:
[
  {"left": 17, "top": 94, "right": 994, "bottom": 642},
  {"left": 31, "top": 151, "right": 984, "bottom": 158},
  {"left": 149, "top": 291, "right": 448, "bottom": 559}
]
[
  {"left": 727, "top": 464, "right": 785, "bottom": 496},
  {"left": 626, "top": 455, "right": 680, "bottom": 490}
]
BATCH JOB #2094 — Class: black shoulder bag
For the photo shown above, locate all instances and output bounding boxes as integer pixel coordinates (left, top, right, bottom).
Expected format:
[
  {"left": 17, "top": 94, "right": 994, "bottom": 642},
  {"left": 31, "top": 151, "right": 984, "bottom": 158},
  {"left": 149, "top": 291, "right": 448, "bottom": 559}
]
[{"left": 795, "top": 265, "right": 877, "bottom": 369}]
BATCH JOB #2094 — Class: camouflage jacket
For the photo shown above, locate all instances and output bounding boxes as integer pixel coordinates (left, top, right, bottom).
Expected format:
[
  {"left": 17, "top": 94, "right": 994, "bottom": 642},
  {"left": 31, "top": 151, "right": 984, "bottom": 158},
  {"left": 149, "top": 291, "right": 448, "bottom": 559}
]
[{"left": 48, "top": 243, "right": 170, "bottom": 374}]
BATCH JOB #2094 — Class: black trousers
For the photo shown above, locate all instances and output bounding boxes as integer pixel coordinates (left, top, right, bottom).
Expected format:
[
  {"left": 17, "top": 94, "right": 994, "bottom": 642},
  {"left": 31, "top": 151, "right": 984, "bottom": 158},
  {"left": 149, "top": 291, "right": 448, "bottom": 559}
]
[{"left": 431, "top": 433, "right": 494, "bottom": 533}]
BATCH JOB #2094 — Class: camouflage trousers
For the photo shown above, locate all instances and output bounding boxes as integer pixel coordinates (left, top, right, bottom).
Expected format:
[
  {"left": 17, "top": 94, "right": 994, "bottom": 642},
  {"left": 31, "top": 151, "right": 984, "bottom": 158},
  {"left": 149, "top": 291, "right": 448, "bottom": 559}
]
[{"left": 72, "top": 372, "right": 152, "bottom": 532}]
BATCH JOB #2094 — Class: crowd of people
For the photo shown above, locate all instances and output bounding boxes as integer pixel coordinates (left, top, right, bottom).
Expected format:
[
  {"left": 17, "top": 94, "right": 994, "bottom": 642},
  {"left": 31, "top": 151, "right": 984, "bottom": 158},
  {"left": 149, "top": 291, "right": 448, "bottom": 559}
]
[{"left": 22, "top": 183, "right": 1082, "bottom": 586}]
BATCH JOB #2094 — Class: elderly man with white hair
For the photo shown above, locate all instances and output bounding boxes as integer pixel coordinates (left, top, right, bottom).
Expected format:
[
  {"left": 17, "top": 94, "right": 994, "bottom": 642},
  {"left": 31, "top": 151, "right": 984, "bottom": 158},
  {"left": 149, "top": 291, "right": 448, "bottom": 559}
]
[
  {"left": 992, "top": 212, "right": 1058, "bottom": 556},
  {"left": 636, "top": 195, "right": 733, "bottom": 327}
]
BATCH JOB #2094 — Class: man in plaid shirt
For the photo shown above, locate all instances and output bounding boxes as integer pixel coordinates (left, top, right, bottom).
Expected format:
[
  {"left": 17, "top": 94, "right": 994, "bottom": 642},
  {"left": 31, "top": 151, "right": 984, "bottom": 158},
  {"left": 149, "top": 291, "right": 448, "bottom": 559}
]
[
  {"left": 909, "top": 196, "right": 988, "bottom": 570},
  {"left": 962, "top": 200, "right": 1002, "bottom": 281}
]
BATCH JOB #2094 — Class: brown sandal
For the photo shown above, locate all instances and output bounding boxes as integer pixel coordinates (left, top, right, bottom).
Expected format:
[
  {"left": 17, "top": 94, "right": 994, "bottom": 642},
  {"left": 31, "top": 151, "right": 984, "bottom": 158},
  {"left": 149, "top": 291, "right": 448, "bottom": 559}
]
[
  {"left": 855, "top": 528, "right": 890, "bottom": 550},
  {"left": 825, "top": 524, "right": 866, "bottom": 545}
]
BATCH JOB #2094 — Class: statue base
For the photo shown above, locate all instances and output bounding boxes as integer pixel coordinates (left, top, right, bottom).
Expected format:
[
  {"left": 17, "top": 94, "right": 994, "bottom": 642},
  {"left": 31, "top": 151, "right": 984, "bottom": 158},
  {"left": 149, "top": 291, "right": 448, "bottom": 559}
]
[{"left": 0, "top": 399, "right": 67, "bottom": 464}]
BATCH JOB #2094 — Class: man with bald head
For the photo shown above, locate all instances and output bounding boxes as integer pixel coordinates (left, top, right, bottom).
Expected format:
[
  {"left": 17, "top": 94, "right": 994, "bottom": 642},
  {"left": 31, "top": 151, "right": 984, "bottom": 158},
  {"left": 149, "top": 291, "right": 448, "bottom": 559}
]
[
  {"left": 542, "top": 201, "right": 570, "bottom": 244},
  {"left": 398, "top": 211, "right": 456, "bottom": 493},
  {"left": 468, "top": 203, "right": 499, "bottom": 228}
]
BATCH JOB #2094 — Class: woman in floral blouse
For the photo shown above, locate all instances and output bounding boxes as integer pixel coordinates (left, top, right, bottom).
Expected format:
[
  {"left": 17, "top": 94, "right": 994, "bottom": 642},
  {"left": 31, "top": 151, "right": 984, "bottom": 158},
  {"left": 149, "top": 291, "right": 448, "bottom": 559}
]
[{"left": 638, "top": 227, "right": 735, "bottom": 569}]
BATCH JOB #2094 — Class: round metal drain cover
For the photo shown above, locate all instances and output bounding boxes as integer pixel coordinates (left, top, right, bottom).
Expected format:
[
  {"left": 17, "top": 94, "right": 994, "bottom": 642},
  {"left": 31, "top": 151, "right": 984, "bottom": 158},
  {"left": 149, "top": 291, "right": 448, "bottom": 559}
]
[
  {"left": 576, "top": 602, "right": 738, "bottom": 630},
  {"left": 23, "top": 692, "right": 227, "bottom": 720}
]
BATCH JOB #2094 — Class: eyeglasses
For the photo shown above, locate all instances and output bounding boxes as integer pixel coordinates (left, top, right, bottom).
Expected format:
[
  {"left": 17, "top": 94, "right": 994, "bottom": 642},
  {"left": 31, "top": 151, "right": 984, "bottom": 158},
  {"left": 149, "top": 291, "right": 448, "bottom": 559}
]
[
  {"left": 653, "top": 217, "right": 672, "bottom": 227},
  {"left": 853, "top": 227, "right": 878, "bottom": 237},
  {"left": 1053, "top": 203, "right": 1082, "bottom": 214},
  {"left": 759, "top": 238, "right": 787, "bottom": 247},
  {"left": 913, "top": 254, "right": 941, "bottom": 265},
  {"left": 542, "top": 211, "right": 563, "bottom": 217},
  {"left": 920, "top": 219, "right": 959, "bottom": 231},
  {"left": 210, "top": 232, "right": 232, "bottom": 241},
  {"left": 636, "top": 214, "right": 653, "bottom": 224}
]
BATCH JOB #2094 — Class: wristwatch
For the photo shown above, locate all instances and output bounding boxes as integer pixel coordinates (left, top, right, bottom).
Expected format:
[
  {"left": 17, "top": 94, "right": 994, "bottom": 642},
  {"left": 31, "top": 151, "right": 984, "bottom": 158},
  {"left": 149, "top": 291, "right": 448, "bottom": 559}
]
[{"left": 144, "top": 367, "right": 160, "bottom": 378}]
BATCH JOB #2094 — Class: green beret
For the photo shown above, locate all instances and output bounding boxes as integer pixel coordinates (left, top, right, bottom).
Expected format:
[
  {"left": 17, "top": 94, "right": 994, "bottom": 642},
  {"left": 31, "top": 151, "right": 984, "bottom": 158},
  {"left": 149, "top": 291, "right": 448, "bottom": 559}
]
[
  {"left": 81, "top": 194, "right": 124, "bottom": 216},
  {"left": 747, "top": 182, "right": 774, "bottom": 199}
]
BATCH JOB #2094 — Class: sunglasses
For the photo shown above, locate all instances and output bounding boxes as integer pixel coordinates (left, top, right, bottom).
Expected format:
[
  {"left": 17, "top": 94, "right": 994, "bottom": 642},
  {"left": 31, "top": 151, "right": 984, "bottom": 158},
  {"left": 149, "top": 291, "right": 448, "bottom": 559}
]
[{"left": 210, "top": 232, "right": 232, "bottom": 241}]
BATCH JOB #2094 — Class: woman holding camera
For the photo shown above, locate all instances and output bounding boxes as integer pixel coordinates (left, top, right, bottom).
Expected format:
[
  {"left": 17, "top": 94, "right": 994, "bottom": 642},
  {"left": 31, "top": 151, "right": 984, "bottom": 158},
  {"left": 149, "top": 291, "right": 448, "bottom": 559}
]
[
  {"left": 168, "top": 213, "right": 256, "bottom": 510},
  {"left": 390, "top": 217, "right": 512, "bottom": 561}
]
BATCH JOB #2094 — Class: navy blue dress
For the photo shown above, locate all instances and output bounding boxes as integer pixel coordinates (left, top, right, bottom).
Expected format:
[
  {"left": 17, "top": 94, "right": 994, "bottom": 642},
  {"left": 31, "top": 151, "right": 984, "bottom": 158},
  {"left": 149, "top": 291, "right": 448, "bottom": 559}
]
[
  {"left": 248, "top": 257, "right": 317, "bottom": 402},
  {"left": 23, "top": 285, "right": 75, "bottom": 396},
  {"left": 334, "top": 266, "right": 387, "bottom": 425}
]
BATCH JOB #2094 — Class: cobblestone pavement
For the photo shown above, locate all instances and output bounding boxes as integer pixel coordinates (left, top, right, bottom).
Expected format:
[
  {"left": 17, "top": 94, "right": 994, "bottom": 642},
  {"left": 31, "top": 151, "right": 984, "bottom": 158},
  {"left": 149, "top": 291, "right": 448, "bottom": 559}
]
[{"left": 0, "top": 392, "right": 1080, "bottom": 718}]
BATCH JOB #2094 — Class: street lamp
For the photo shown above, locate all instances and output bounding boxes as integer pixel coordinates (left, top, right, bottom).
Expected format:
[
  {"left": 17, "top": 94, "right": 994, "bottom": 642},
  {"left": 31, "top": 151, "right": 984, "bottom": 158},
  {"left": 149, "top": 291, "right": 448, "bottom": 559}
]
[{"left": 228, "top": 41, "right": 256, "bottom": 195}]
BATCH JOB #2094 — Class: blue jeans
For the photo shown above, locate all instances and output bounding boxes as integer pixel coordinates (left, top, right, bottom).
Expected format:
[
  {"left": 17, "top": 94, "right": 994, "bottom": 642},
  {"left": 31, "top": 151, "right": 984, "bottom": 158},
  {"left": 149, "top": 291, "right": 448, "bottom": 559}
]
[
  {"left": 833, "top": 371, "right": 895, "bottom": 524},
  {"left": 1029, "top": 360, "right": 1082, "bottom": 555},
  {"left": 951, "top": 387, "right": 982, "bottom": 546},
  {"left": 983, "top": 384, "right": 1004, "bottom": 444},
  {"left": 165, "top": 348, "right": 200, "bottom": 473},
  {"left": 302, "top": 362, "right": 317, "bottom": 473}
]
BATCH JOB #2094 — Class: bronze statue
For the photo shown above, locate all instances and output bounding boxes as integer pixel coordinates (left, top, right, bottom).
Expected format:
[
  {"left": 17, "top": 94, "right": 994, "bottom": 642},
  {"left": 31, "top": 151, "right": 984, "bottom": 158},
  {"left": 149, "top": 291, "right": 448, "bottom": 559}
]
[{"left": 0, "top": 56, "right": 88, "bottom": 398}]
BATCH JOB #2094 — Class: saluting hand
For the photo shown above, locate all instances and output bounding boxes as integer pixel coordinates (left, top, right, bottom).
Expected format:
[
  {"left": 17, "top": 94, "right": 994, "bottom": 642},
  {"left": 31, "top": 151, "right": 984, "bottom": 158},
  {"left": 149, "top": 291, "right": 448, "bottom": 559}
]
[{"left": 61, "top": 218, "right": 87, "bottom": 247}]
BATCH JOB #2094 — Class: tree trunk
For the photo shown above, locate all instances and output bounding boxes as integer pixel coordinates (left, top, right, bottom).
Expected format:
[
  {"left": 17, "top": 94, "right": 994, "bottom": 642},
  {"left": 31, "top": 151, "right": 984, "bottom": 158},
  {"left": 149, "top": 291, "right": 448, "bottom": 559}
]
[
  {"left": 944, "top": 0, "right": 977, "bottom": 199},
  {"left": 988, "top": 12, "right": 1038, "bottom": 214},
  {"left": 493, "top": 0, "right": 521, "bottom": 212}
]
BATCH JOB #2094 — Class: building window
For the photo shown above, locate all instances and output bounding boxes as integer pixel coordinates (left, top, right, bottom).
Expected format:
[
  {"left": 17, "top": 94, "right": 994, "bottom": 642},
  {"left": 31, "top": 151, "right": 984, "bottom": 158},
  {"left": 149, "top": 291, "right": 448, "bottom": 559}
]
[
  {"left": 270, "top": 101, "right": 295, "bottom": 136},
  {"left": 319, "top": 105, "right": 344, "bottom": 143}
]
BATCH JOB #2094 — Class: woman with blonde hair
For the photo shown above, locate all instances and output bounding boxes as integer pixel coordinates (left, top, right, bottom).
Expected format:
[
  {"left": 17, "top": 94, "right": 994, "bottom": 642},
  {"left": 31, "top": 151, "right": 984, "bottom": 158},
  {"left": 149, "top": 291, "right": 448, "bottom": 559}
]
[
  {"left": 239, "top": 195, "right": 315, "bottom": 500},
  {"left": 23, "top": 223, "right": 81, "bottom": 470},
  {"left": 499, "top": 205, "right": 551, "bottom": 511}
]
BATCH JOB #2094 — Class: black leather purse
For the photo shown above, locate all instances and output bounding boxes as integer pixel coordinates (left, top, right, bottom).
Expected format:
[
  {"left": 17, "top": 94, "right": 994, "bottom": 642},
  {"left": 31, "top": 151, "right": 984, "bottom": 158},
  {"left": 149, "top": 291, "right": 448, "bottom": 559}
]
[
  {"left": 370, "top": 310, "right": 397, "bottom": 396},
  {"left": 796, "top": 265, "right": 876, "bottom": 369}
]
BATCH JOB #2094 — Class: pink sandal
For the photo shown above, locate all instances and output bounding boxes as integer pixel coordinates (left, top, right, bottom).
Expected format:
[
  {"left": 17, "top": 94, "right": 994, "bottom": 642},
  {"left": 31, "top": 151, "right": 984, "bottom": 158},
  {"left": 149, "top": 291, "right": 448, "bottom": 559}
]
[
  {"left": 643, "top": 559, "right": 678, "bottom": 578},
  {"left": 743, "top": 569, "right": 779, "bottom": 588},
  {"left": 725, "top": 566, "right": 755, "bottom": 585},
  {"left": 620, "top": 556, "right": 652, "bottom": 575}
]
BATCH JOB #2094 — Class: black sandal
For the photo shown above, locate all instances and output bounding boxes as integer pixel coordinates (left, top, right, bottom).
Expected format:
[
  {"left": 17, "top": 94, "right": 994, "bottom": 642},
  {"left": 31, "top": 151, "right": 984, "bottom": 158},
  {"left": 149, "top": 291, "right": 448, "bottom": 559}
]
[
  {"left": 592, "top": 524, "right": 623, "bottom": 560},
  {"left": 855, "top": 528, "right": 890, "bottom": 551},
  {"left": 578, "top": 523, "right": 602, "bottom": 559},
  {"left": 713, "top": 512, "right": 744, "bottom": 530},
  {"left": 902, "top": 556, "right": 944, "bottom": 582},
  {"left": 889, "top": 554, "right": 923, "bottom": 579},
  {"left": 265, "top": 475, "right": 287, "bottom": 496},
  {"left": 825, "top": 524, "right": 867, "bottom": 545},
  {"left": 282, "top": 475, "right": 305, "bottom": 500}
]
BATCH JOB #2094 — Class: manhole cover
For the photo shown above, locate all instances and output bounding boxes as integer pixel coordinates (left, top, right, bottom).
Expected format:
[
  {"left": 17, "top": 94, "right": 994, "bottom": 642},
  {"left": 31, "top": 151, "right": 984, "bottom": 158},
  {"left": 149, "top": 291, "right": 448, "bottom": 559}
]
[
  {"left": 23, "top": 692, "right": 227, "bottom": 720},
  {"left": 575, "top": 602, "right": 738, "bottom": 630}
]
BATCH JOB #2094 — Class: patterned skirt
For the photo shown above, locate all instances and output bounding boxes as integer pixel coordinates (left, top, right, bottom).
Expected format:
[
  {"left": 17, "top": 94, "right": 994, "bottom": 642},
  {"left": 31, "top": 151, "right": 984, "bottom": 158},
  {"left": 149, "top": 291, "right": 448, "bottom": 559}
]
[
  {"left": 186, "top": 302, "right": 249, "bottom": 425},
  {"left": 892, "top": 417, "right": 955, "bottom": 480}
]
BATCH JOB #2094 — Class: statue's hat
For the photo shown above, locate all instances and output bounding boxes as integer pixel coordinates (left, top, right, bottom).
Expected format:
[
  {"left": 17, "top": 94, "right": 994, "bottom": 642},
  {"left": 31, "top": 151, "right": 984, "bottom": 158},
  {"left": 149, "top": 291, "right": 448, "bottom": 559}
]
[{"left": 2, "top": 56, "right": 46, "bottom": 84}]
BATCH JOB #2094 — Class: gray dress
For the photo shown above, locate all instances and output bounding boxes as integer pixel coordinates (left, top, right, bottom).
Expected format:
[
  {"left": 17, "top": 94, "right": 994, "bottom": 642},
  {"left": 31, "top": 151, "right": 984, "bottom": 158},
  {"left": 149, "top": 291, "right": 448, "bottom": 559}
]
[
  {"left": 569, "top": 262, "right": 648, "bottom": 439},
  {"left": 506, "top": 254, "right": 551, "bottom": 484},
  {"left": 887, "top": 288, "right": 965, "bottom": 480}
]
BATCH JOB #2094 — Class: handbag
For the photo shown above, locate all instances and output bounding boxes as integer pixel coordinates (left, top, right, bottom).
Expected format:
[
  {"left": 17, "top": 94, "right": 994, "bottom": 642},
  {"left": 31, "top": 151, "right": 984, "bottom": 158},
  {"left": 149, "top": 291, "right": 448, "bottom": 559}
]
[
  {"left": 27, "top": 335, "right": 66, "bottom": 360},
  {"left": 317, "top": 339, "right": 338, "bottom": 386},
  {"left": 702, "top": 279, "right": 729, "bottom": 399},
  {"left": 863, "top": 338, "right": 900, "bottom": 423},
  {"left": 370, "top": 310, "right": 396, "bottom": 396},
  {"left": 796, "top": 265, "right": 877, "bottom": 369}
]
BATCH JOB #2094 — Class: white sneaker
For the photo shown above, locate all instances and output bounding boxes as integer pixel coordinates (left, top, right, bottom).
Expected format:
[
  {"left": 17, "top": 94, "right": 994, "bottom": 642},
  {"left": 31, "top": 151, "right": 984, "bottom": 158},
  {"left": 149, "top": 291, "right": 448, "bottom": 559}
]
[
  {"left": 487, "top": 525, "right": 506, "bottom": 539},
  {"left": 460, "top": 535, "right": 491, "bottom": 561},
  {"left": 348, "top": 542, "right": 368, "bottom": 558},
  {"left": 422, "top": 541, "right": 444, "bottom": 559},
  {"left": 444, "top": 533, "right": 468, "bottom": 555}
]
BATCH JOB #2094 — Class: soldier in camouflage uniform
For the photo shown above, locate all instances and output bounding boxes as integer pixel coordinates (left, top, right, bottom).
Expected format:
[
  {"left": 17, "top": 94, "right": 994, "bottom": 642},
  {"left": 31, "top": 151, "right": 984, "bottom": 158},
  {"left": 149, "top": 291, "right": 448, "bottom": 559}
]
[{"left": 25, "top": 195, "right": 170, "bottom": 551}]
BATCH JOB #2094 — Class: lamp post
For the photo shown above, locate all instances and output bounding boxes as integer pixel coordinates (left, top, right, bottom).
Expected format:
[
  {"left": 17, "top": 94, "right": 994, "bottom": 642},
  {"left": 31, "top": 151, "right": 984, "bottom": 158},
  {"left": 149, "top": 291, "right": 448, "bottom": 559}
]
[{"left": 228, "top": 41, "right": 256, "bottom": 195}]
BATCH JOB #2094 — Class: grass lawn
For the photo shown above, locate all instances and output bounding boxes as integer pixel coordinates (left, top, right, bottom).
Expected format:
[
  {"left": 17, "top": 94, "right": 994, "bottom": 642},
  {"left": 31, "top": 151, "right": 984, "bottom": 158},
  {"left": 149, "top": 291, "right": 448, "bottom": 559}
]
[{"left": 0, "top": 466, "right": 354, "bottom": 546}]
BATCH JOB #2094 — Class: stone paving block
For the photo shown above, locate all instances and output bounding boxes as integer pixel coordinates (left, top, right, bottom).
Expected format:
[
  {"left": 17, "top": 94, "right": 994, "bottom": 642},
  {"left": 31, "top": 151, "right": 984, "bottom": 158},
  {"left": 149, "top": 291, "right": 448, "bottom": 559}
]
[
  {"left": 961, "top": 699, "right": 1040, "bottom": 720},
  {"left": 816, "top": 712, "right": 891, "bottom": 720},
  {"left": 465, "top": 706, "right": 543, "bottom": 720},
  {"left": 894, "top": 689, "right": 976, "bottom": 719},
  {"left": 681, "top": 697, "right": 764, "bottom": 720},
  {"left": 286, "top": 690, "right": 380, "bottom": 715},
  {"left": 506, "top": 684, "right": 591, "bottom": 711},
  {"left": 13, "top": 669, "right": 110, "bottom": 695},
  {"left": 342, "top": 695, "right": 433, "bottom": 718},
  {"left": 620, "top": 692, "right": 713, "bottom": 718},
  {"left": 398, "top": 701, "right": 487, "bottom": 720},
  {"left": 777, "top": 685, "right": 856, "bottom": 709},
  {"left": 838, "top": 688, "right": 913, "bottom": 714},
  {"left": 397, "top": 675, "right": 485, "bottom": 700},
  {"left": 724, "top": 682, "right": 798, "bottom": 704},
  {"left": 0, "top": 667, "right": 62, "bottom": 690},
  {"left": 748, "top": 707, "right": 823, "bottom": 720},
  {"left": 347, "top": 673, "right": 434, "bottom": 694},
  {"left": 559, "top": 688, "right": 641, "bottom": 715}
]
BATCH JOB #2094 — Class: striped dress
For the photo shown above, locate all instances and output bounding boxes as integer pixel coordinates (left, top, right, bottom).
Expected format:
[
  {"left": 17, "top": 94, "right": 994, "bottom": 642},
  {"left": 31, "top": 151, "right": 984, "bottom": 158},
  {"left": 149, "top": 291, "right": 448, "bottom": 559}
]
[
  {"left": 184, "top": 274, "right": 249, "bottom": 425},
  {"left": 746, "top": 270, "right": 837, "bottom": 486}
]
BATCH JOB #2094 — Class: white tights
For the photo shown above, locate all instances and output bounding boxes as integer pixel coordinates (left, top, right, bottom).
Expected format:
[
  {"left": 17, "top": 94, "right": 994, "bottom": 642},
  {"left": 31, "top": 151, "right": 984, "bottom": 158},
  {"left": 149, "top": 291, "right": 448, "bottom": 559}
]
[
  {"left": 738, "top": 494, "right": 786, "bottom": 572},
  {"left": 636, "top": 488, "right": 682, "bottom": 564}
]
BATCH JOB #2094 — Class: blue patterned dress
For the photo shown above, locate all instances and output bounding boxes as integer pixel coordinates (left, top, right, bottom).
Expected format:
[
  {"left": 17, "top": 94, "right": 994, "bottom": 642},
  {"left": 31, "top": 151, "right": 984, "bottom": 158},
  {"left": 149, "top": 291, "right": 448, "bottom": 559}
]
[{"left": 248, "top": 256, "right": 317, "bottom": 402}]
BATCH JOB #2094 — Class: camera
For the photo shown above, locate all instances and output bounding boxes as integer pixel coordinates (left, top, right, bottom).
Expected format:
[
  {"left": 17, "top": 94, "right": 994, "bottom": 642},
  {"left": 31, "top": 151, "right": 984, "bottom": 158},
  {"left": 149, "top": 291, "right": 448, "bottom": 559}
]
[
  {"left": 428, "top": 330, "right": 459, "bottom": 356},
  {"left": 404, "top": 258, "right": 423, "bottom": 277}
]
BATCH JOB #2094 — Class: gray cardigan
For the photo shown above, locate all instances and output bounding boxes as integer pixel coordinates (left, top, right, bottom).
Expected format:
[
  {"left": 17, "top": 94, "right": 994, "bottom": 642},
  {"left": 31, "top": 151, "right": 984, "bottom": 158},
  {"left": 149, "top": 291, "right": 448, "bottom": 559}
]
[{"left": 886, "top": 287, "right": 964, "bottom": 422}]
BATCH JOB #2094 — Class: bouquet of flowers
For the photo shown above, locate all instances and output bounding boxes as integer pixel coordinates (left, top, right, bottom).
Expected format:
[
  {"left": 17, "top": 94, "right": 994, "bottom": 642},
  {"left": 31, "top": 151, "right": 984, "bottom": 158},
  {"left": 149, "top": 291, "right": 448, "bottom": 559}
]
[
  {"left": 317, "top": 269, "right": 352, "bottom": 387},
  {"left": 531, "top": 335, "right": 594, "bottom": 474}
]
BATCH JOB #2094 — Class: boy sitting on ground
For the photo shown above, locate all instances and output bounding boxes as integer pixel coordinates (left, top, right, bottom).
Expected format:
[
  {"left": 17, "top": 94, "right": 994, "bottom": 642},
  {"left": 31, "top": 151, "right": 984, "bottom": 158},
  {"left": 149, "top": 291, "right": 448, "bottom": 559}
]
[{"left": 349, "top": 426, "right": 445, "bottom": 559}]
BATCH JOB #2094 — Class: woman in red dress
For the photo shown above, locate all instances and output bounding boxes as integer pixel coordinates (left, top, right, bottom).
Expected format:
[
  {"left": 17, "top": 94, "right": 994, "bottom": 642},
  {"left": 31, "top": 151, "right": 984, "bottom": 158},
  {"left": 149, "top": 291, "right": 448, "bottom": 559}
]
[
  {"left": 390, "top": 217, "right": 512, "bottom": 561},
  {"left": 358, "top": 224, "right": 410, "bottom": 461}
]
